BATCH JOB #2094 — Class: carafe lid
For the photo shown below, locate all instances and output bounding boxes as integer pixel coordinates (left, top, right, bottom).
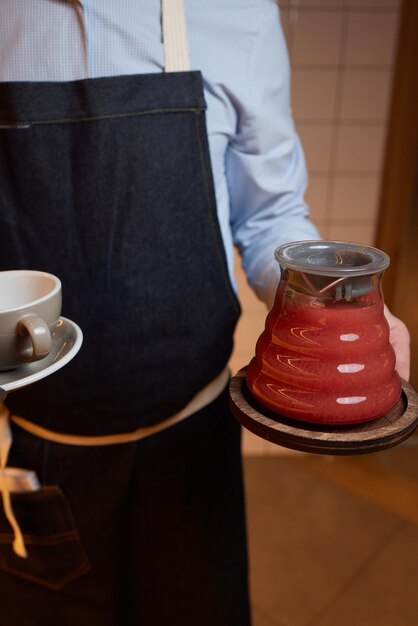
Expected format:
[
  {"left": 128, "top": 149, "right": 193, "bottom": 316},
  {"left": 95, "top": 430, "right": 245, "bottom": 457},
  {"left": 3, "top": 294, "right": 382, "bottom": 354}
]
[{"left": 275, "top": 241, "right": 389, "bottom": 277}]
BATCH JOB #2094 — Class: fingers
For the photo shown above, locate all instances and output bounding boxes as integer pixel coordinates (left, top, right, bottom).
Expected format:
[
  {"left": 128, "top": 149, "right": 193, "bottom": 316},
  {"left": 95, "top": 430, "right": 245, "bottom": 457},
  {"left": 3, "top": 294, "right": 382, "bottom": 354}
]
[{"left": 384, "top": 305, "right": 411, "bottom": 381}]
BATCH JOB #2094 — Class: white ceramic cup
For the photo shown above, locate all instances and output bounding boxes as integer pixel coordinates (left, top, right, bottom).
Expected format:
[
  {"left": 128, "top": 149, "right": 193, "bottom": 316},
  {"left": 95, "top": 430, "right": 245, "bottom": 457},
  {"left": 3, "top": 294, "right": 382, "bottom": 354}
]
[{"left": 0, "top": 270, "right": 62, "bottom": 370}]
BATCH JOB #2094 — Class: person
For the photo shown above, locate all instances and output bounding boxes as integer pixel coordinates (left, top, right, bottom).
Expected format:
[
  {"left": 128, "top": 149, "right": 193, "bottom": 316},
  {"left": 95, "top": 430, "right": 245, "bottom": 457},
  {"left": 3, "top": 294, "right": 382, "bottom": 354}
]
[{"left": 0, "top": 1, "right": 410, "bottom": 625}]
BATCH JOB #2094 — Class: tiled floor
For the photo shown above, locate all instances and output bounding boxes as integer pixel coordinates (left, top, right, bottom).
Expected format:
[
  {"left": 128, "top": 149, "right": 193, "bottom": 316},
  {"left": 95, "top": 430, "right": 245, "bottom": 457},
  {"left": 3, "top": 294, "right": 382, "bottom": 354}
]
[{"left": 244, "top": 440, "right": 418, "bottom": 626}]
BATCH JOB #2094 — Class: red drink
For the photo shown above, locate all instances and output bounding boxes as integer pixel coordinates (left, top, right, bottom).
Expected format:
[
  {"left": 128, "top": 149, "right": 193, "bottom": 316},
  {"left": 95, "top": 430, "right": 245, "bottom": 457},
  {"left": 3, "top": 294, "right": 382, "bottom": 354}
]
[{"left": 246, "top": 242, "right": 402, "bottom": 425}]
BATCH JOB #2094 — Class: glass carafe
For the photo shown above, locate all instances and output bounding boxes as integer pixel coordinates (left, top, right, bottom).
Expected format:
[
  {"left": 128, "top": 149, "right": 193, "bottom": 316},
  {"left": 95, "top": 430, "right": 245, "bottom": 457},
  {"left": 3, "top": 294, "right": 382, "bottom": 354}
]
[{"left": 246, "top": 241, "right": 402, "bottom": 425}]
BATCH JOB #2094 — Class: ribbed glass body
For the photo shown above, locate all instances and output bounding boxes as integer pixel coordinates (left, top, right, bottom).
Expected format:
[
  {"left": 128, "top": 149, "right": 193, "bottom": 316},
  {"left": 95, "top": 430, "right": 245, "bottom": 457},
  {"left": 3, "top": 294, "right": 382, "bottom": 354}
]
[{"left": 246, "top": 242, "right": 402, "bottom": 425}]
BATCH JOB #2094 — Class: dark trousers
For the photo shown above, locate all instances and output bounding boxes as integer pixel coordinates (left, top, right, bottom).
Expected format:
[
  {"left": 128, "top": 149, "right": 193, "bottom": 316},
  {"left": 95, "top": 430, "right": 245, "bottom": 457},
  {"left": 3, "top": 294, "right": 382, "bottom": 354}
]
[{"left": 0, "top": 389, "right": 251, "bottom": 626}]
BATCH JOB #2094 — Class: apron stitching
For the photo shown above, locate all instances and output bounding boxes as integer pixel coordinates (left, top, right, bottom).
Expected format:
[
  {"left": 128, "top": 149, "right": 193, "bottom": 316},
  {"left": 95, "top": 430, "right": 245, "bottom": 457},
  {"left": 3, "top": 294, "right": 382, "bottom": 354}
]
[
  {"left": 0, "top": 561, "right": 92, "bottom": 591},
  {"left": 0, "top": 107, "right": 205, "bottom": 127}
]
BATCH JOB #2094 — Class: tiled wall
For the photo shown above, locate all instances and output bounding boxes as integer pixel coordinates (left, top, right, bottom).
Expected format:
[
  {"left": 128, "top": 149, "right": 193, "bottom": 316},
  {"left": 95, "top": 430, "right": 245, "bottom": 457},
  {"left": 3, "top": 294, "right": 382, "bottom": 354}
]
[{"left": 231, "top": 0, "right": 402, "bottom": 455}]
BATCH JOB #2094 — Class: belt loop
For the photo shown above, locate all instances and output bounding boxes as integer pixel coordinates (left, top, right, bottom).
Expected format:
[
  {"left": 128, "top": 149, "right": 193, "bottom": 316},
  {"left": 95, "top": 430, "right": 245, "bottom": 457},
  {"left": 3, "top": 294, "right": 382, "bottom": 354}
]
[
  {"left": 0, "top": 405, "right": 27, "bottom": 559},
  {"left": 162, "top": 0, "right": 191, "bottom": 72}
]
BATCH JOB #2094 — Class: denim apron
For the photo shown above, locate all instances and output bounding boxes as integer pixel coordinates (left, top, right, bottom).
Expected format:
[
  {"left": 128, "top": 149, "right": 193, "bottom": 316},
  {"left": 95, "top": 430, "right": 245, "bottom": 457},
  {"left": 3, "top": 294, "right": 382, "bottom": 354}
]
[
  {"left": 0, "top": 14, "right": 240, "bottom": 437},
  {"left": 0, "top": 4, "right": 249, "bottom": 624}
]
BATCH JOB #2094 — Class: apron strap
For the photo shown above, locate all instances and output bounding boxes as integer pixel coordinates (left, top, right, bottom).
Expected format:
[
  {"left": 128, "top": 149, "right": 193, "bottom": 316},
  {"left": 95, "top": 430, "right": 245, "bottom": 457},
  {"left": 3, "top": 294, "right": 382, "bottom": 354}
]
[
  {"left": 9, "top": 367, "right": 229, "bottom": 447},
  {"left": 0, "top": 366, "right": 229, "bottom": 559},
  {"left": 73, "top": 1, "right": 190, "bottom": 76},
  {"left": 0, "top": 407, "right": 27, "bottom": 558},
  {"left": 162, "top": 0, "right": 191, "bottom": 72}
]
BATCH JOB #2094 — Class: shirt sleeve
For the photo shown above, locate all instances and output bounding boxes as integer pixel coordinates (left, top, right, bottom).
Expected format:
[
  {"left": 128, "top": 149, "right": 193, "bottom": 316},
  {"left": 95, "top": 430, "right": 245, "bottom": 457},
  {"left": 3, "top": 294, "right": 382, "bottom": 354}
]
[{"left": 226, "top": 3, "right": 321, "bottom": 308}]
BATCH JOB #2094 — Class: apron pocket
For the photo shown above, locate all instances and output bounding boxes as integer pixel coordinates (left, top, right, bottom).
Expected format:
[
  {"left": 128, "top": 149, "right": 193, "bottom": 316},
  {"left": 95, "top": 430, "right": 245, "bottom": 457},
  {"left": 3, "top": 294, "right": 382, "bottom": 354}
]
[{"left": 0, "top": 485, "right": 91, "bottom": 590}]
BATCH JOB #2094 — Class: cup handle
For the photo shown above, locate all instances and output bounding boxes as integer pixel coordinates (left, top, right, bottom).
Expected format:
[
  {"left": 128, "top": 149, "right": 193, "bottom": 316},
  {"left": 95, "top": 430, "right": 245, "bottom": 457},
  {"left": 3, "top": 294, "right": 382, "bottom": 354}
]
[{"left": 17, "top": 314, "right": 52, "bottom": 362}]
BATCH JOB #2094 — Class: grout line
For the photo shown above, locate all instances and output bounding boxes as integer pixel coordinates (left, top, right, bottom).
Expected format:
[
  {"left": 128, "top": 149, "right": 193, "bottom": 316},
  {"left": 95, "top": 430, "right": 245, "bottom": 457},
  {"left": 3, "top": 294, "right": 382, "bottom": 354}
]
[
  {"left": 309, "top": 172, "right": 380, "bottom": 178},
  {"left": 284, "top": 5, "right": 400, "bottom": 16},
  {"left": 305, "top": 519, "right": 408, "bottom": 626},
  {"left": 296, "top": 120, "right": 388, "bottom": 126},
  {"left": 324, "top": 0, "right": 350, "bottom": 222},
  {"left": 292, "top": 66, "right": 394, "bottom": 72},
  {"left": 291, "top": 63, "right": 395, "bottom": 71},
  {"left": 324, "top": 218, "right": 378, "bottom": 224},
  {"left": 309, "top": 170, "right": 383, "bottom": 176}
]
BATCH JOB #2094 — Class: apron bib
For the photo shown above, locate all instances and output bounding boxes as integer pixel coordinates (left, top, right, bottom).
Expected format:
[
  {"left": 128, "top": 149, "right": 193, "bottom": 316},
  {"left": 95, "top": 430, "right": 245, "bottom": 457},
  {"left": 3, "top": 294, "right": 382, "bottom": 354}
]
[{"left": 0, "top": 1, "right": 240, "bottom": 436}]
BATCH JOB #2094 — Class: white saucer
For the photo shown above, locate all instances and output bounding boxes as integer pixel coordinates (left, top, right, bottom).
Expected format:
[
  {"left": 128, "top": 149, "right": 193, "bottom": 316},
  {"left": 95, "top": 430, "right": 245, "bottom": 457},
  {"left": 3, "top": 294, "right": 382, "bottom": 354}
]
[{"left": 0, "top": 317, "right": 83, "bottom": 394}]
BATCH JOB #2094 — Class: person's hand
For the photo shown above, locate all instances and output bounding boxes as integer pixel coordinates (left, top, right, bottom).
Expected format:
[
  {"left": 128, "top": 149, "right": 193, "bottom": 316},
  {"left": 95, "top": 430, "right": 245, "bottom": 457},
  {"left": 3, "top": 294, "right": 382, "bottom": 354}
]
[{"left": 384, "top": 305, "right": 411, "bottom": 381}]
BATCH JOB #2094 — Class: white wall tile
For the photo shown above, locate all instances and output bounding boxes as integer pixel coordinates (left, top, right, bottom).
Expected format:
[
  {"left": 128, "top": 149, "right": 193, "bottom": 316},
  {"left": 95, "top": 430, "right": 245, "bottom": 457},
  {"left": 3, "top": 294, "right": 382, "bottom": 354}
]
[
  {"left": 292, "top": 69, "right": 338, "bottom": 121},
  {"left": 335, "top": 125, "right": 386, "bottom": 173},
  {"left": 330, "top": 176, "right": 380, "bottom": 221},
  {"left": 340, "top": 69, "right": 393, "bottom": 121},
  {"left": 297, "top": 124, "right": 334, "bottom": 173},
  {"left": 233, "top": 311, "right": 265, "bottom": 355},
  {"left": 291, "top": 11, "right": 344, "bottom": 66},
  {"left": 312, "top": 219, "right": 330, "bottom": 238},
  {"left": 305, "top": 175, "right": 329, "bottom": 221},
  {"left": 327, "top": 221, "right": 377, "bottom": 245},
  {"left": 234, "top": 249, "right": 266, "bottom": 315},
  {"left": 229, "top": 350, "right": 251, "bottom": 378},
  {"left": 345, "top": 12, "right": 400, "bottom": 67},
  {"left": 235, "top": 272, "right": 266, "bottom": 315},
  {"left": 230, "top": 250, "right": 268, "bottom": 374}
]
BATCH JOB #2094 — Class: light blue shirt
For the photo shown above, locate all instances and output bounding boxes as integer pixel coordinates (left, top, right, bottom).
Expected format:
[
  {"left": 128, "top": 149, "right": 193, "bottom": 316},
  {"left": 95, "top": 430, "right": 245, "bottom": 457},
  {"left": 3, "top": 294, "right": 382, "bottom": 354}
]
[{"left": 0, "top": 0, "right": 320, "bottom": 307}]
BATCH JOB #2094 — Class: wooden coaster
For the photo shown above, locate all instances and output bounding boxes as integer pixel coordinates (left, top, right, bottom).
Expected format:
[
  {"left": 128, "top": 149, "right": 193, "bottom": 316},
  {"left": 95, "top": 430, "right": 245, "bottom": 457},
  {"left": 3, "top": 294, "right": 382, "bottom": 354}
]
[{"left": 229, "top": 368, "right": 418, "bottom": 455}]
